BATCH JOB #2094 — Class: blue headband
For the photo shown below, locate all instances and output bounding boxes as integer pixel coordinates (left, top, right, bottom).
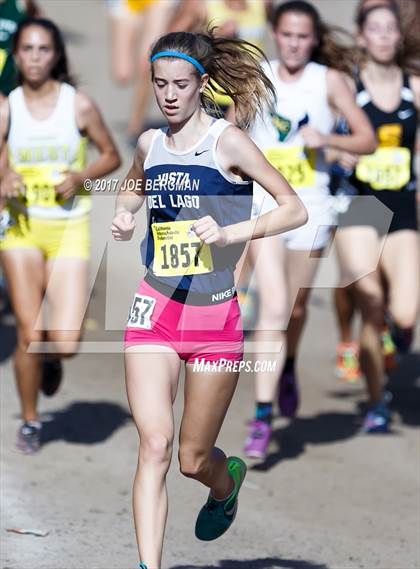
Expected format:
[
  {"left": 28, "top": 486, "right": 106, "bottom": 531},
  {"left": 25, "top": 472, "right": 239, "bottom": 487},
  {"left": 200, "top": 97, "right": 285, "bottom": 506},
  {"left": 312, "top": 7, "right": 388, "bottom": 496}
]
[{"left": 150, "top": 51, "right": 206, "bottom": 75}]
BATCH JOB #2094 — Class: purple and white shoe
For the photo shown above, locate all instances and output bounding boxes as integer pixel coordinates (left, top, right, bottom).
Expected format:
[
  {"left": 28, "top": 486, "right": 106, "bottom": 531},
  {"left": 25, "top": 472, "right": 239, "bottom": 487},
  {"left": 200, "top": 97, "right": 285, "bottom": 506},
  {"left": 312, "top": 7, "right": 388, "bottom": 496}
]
[
  {"left": 361, "top": 403, "right": 391, "bottom": 434},
  {"left": 244, "top": 420, "right": 272, "bottom": 459},
  {"left": 16, "top": 421, "right": 42, "bottom": 454},
  {"left": 278, "top": 369, "right": 299, "bottom": 418}
]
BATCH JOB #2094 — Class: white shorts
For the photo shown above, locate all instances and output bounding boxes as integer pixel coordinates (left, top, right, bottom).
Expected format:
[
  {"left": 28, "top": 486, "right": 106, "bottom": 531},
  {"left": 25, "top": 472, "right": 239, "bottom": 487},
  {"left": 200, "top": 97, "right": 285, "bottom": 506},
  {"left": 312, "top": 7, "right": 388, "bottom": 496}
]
[{"left": 252, "top": 184, "right": 336, "bottom": 251}]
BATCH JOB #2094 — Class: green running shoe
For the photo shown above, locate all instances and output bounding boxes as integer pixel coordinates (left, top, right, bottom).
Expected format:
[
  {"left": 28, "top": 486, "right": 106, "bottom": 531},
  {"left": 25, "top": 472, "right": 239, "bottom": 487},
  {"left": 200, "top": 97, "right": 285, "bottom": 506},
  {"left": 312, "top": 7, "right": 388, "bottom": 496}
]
[{"left": 195, "top": 456, "right": 247, "bottom": 541}]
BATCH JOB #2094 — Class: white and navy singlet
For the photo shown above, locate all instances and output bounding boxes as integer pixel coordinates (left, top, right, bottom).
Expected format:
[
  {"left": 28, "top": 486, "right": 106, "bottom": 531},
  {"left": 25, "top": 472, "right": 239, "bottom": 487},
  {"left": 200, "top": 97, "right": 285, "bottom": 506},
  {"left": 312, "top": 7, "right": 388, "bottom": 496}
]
[{"left": 141, "top": 118, "right": 253, "bottom": 297}]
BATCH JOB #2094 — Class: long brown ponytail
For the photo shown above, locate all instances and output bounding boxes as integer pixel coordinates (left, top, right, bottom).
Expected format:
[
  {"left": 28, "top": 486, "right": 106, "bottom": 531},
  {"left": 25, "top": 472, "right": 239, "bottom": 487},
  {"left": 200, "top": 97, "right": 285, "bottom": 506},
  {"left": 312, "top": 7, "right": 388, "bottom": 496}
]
[{"left": 150, "top": 30, "right": 276, "bottom": 130}]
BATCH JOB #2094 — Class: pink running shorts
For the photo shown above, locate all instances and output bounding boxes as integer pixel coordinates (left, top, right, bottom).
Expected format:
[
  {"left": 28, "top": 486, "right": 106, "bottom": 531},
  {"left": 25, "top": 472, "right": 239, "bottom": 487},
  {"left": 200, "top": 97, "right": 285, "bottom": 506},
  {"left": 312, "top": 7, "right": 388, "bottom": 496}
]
[{"left": 124, "top": 279, "right": 244, "bottom": 364}]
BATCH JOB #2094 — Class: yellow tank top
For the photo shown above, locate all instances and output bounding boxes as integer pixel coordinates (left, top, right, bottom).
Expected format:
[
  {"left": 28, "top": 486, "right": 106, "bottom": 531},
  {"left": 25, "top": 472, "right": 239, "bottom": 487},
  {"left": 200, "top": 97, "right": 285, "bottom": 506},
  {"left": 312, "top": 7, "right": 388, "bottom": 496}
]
[{"left": 206, "top": 0, "right": 266, "bottom": 50}]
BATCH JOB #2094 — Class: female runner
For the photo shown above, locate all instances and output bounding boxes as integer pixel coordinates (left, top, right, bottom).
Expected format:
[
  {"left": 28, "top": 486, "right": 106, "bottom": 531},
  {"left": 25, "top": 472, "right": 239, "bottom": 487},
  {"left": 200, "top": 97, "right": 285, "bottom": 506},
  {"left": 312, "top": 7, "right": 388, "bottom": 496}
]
[
  {"left": 333, "top": 0, "right": 420, "bottom": 381},
  {"left": 243, "top": 0, "right": 376, "bottom": 459},
  {"left": 0, "top": 18, "right": 121, "bottom": 452},
  {"left": 111, "top": 29, "right": 307, "bottom": 569},
  {"left": 334, "top": 2, "right": 419, "bottom": 432}
]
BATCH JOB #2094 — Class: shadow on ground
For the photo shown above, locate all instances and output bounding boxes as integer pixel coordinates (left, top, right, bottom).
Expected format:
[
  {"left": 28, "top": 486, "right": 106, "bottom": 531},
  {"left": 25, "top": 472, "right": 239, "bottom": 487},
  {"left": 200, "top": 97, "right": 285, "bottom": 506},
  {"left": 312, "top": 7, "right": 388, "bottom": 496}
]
[
  {"left": 0, "top": 289, "right": 16, "bottom": 363},
  {"left": 170, "top": 558, "right": 329, "bottom": 569},
  {"left": 387, "top": 352, "right": 420, "bottom": 427},
  {"left": 41, "top": 401, "right": 132, "bottom": 445},
  {"left": 0, "top": 319, "right": 16, "bottom": 363},
  {"left": 251, "top": 411, "right": 358, "bottom": 472}
]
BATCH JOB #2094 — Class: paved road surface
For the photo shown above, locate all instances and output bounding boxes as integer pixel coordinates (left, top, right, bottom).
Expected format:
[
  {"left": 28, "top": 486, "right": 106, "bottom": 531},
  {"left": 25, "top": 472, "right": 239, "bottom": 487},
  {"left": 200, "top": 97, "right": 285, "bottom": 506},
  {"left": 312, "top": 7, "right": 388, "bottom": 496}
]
[{"left": 1, "top": 2, "right": 419, "bottom": 568}]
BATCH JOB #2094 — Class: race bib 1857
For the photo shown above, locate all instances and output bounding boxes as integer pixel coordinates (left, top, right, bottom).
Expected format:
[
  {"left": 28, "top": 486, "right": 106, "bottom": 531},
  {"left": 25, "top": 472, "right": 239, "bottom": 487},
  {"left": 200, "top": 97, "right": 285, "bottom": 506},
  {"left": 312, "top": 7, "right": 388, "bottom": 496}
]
[{"left": 152, "top": 220, "right": 213, "bottom": 277}]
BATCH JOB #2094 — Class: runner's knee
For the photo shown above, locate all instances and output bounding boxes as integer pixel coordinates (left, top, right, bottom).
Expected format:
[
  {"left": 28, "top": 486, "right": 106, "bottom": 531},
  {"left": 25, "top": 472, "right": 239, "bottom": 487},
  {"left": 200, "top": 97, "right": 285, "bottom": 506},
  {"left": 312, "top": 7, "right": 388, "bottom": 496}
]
[
  {"left": 47, "top": 332, "right": 81, "bottom": 358},
  {"left": 340, "top": 265, "right": 374, "bottom": 287},
  {"left": 354, "top": 276, "right": 383, "bottom": 325},
  {"left": 389, "top": 307, "right": 417, "bottom": 330},
  {"left": 140, "top": 433, "right": 172, "bottom": 465},
  {"left": 258, "top": 303, "right": 288, "bottom": 330},
  {"left": 290, "top": 301, "right": 306, "bottom": 322},
  {"left": 178, "top": 446, "right": 209, "bottom": 479},
  {"left": 17, "top": 326, "right": 43, "bottom": 352}
]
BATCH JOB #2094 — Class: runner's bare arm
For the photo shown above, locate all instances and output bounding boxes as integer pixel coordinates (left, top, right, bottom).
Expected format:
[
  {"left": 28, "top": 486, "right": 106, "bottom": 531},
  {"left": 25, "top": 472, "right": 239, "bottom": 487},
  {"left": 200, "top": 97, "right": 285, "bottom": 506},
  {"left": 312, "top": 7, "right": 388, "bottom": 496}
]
[
  {"left": 195, "top": 126, "right": 308, "bottom": 245},
  {"left": 114, "top": 129, "right": 156, "bottom": 215},
  {"left": 112, "top": 130, "right": 155, "bottom": 240},
  {"left": 409, "top": 75, "right": 420, "bottom": 203},
  {"left": 0, "top": 141, "right": 7, "bottom": 173},
  {"left": 75, "top": 92, "right": 121, "bottom": 181},
  {"left": 409, "top": 75, "right": 420, "bottom": 111},
  {"left": 325, "top": 68, "right": 377, "bottom": 154},
  {"left": 169, "top": 0, "right": 207, "bottom": 32},
  {"left": 54, "top": 92, "right": 121, "bottom": 199},
  {"left": 0, "top": 99, "right": 25, "bottom": 197},
  {"left": 0, "top": 98, "right": 9, "bottom": 156}
]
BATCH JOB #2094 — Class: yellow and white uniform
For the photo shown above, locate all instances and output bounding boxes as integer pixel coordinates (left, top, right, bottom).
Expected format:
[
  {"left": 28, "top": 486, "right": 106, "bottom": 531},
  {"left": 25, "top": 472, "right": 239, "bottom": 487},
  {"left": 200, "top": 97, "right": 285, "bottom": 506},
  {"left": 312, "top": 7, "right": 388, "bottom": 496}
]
[
  {"left": 250, "top": 60, "right": 336, "bottom": 251},
  {"left": 0, "top": 82, "right": 90, "bottom": 259}
]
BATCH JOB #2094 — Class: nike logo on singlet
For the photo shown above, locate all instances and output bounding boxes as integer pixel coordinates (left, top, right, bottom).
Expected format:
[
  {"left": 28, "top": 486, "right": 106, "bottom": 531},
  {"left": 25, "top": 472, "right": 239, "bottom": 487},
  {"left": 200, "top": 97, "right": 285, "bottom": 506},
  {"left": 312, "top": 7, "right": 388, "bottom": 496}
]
[
  {"left": 195, "top": 149, "right": 209, "bottom": 156},
  {"left": 398, "top": 109, "right": 414, "bottom": 120}
]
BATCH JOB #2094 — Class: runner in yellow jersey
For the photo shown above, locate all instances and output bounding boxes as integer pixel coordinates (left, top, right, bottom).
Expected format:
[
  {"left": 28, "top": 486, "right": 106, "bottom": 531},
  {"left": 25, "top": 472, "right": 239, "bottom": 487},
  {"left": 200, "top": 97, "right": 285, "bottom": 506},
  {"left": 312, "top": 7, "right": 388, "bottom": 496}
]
[{"left": 0, "top": 17, "right": 120, "bottom": 453}]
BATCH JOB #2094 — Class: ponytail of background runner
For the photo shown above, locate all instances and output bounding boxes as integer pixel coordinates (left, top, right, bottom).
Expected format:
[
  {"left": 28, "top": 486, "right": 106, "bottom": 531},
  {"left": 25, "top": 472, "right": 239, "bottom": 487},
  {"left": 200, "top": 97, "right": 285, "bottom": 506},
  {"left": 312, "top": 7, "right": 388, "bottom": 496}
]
[
  {"left": 150, "top": 30, "right": 276, "bottom": 130},
  {"left": 271, "top": 0, "right": 356, "bottom": 75}
]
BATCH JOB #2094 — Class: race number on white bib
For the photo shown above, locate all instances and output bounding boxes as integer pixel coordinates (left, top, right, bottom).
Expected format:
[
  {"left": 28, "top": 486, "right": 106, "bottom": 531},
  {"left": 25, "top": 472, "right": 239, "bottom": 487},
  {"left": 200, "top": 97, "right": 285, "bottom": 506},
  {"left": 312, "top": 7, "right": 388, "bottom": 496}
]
[{"left": 127, "top": 294, "right": 156, "bottom": 329}]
